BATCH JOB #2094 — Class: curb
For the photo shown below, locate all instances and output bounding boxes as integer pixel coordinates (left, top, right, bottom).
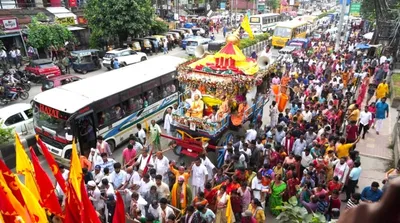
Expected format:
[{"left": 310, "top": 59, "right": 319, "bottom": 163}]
[{"left": 359, "top": 152, "right": 393, "bottom": 161}]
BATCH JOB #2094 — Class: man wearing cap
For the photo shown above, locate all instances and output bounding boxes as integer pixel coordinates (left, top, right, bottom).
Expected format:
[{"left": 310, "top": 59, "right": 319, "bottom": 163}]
[
  {"left": 87, "top": 180, "right": 104, "bottom": 211},
  {"left": 241, "top": 210, "right": 257, "bottom": 223},
  {"left": 170, "top": 175, "right": 192, "bottom": 210},
  {"left": 96, "top": 136, "right": 112, "bottom": 157}
]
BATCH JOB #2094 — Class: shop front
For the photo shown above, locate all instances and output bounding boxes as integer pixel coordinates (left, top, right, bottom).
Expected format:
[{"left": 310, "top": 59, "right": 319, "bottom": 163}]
[{"left": 0, "top": 17, "right": 27, "bottom": 55}]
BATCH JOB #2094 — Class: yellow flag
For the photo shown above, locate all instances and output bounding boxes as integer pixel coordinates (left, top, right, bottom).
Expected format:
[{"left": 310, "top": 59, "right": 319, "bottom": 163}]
[
  {"left": 241, "top": 15, "right": 254, "bottom": 39},
  {"left": 15, "top": 176, "right": 48, "bottom": 223},
  {"left": 15, "top": 133, "right": 40, "bottom": 200},
  {"left": 69, "top": 139, "right": 82, "bottom": 200},
  {"left": 226, "top": 195, "right": 236, "bottom": 223}
]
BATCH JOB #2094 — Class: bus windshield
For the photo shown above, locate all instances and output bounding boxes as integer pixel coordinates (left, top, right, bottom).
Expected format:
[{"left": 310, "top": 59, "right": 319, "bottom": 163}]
[
  {"left": 249, "top": 17, "right": 260, "bottom": 23},
  {"left": 274, "top": 27, "right": 292, "bottom": 38},
  {"left": 33, "top": 103, "right": 70, "bottom": 139}
]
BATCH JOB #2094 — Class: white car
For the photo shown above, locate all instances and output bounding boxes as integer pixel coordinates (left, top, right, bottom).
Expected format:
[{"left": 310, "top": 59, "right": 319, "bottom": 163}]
[
  {"left": 0, "top": 103, "right": 34, "bottom": 136},
  {"left": 102, "top": 48, "right": 147, "bottom": 70},
  {"left": 186, "top": 38, "right": 211, "bottom": 56}
]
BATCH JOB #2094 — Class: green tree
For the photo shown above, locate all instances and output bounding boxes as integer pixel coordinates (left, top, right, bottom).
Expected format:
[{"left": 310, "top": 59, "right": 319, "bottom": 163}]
[
  {"left": 0, "top": 122, "right": 13, "bottom": 144},
  {"left": 27, "top": 18, "right": 75, "bottom": 49},
  {"left": 360, "top": 0, "right": 376, "bottom": 21},
  {"left": 150, "top": 20, "right": 169, "bottom": 35},
  {"left": 84, "top": 0, "right": 155, "bottom": 44}
]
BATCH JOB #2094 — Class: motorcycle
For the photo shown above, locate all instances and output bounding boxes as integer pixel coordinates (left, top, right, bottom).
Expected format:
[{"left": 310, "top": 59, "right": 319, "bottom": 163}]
[
  {"left": 2, "top": 70, "right": 31, "bottom": 91},
  {"left": 0, "top": 86, "right": 29, "bottom": 105}
]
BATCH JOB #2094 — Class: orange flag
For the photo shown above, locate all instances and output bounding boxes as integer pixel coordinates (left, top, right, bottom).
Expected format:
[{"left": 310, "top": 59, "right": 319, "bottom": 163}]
[
  {"left": 36, "top": 135, "right": 67, "bottom": 193},
  {"left": 29, "top": 147, "right": 63, "bottom": 217},
  {"left": 112, "top": 191, "right": 126, "bottom": 223},
  {"left": 69, "top": 139, "right": 83, "bottom": 200},
  {"left": 0, "top": 172, "right": 31, "bottom": 223},
  {"left": 80, "top": 179, "right": 102, "bottom": 223},
  {"left": 64, "top": 184, "right": 82, "bottom": 223},
  {"left": 0, "top": 159, "right": 26, "bottom": 207},
  {"left": 15, "top": 133, "right": 40, "bottom": 200}
]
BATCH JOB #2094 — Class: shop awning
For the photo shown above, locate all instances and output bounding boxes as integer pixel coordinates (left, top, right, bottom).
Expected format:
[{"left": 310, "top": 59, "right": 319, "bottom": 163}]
[
  {"left": 46, "top": 7, "right": 77, "bottom": 25},
  {"left": 67, "top": 26, "right": 85, "bottom": 31}
]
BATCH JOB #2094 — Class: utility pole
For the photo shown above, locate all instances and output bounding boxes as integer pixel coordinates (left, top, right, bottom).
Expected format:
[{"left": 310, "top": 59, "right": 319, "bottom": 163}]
[
  {"left": 235, "top": 0, "right": 238, "bottom": 27},
  {"left": 229, "top": 0, "right": 233, "bottom": 27},
  {"left": 335, "top": 0, "right": 346, "bottom": 51}
]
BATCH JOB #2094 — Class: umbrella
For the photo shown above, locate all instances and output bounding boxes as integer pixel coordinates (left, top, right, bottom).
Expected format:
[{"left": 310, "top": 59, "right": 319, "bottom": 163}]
[
  {"left": 363, "top": 32, "right": 374, "bottom": 40},
  {"left": 355, "top": 43, "right": 370, "bottom": 50}
]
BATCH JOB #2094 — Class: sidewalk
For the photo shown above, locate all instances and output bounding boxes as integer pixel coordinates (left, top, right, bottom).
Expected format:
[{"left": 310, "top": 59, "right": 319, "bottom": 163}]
[{"left": 355, "top": 81, "right": 395, "bottom": 160}]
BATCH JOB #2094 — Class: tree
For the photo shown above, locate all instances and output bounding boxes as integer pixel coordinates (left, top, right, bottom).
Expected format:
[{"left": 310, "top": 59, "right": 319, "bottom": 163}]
[
  {"left": 0, "top": 122, "right": 13, "bottom": 145},
  {"left": 84, "top": 0, "right": 155, "bottom": 44},
  {"left": 150, "top": 20, "right": 169, "bottom": 35},
  {"left": 27, "top": 18, "right": 75, "bottom": 49},
  {"left": 275, "top": 196, "right": 327, "bottom": 223}
]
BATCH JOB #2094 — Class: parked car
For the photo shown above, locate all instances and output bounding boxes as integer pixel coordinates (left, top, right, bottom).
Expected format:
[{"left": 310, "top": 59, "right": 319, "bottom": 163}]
[
  {"left": 41, "top": 74, "right": 81, "bottom": 91},
  {"left": 286, "top": 38, "right": 311, "bottom": 57},
  {"left": 102, "top": 48, "right": 147, "bottom": 70},
  {"left": 0, "top": 103, "right": 34, "bottom": 136},
  {"left": 25, "top": 59, "right": 61, "bottom": 78},
  {"left": 186, "top": 38, "right": 211, "bottom": 56},
  {"left": 181, "top": 35, "right": 202, "bottom": 49}
]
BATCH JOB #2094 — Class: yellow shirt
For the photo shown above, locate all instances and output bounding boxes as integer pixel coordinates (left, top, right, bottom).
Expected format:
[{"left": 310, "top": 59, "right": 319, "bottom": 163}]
[
  {"left": 325, "top": 146, "right": 335, "bottom": 155},
  {"left": 376, "top": 83, "right": 389, "bottom": 99},
  {"left": 336, "top": 143, "right": 353, "bottom": 158},
  {"left": 349, "top": 109, "right": 360, "bottom": 122}
]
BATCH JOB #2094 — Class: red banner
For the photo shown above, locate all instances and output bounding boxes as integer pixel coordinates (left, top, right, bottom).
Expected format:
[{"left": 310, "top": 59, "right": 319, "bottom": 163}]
[{"left": 69, "top": 0, "right": 77, "bottom": 7}]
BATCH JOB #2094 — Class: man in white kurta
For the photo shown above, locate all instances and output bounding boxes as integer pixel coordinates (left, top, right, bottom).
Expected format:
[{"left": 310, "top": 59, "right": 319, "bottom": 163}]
[
  {"left": 191, "top": 158, "right": 208, "bottom": 198},
  {"left": 154, "top": 151, "right": 170, "bottom": 184}
]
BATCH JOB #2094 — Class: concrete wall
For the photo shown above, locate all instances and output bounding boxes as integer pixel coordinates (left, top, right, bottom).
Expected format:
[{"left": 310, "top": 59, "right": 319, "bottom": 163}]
[
  {"left": 392, "top": 124, "right": 400, "bottom": 166},
  {"left": 0, "top": 134, "right": 38, "bottom": 169}
]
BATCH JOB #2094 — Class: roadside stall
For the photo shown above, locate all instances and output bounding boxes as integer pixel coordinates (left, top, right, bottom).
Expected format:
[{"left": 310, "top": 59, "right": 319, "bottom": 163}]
[{"left": 161, "top": 30, "right": 277, "bottom": 166}]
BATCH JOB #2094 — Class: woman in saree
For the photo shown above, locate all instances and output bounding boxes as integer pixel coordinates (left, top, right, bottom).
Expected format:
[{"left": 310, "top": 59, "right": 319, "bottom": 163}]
[
  {"left": 186, "top": 94, "right": 204, "bottom": 118},
  {"left": 284, "top": 172, "right": 300, "bottom": 201},
  {"left": 268, "top": 174, "right": 287, "bottom": 216},
  {"left": 248, "top": 198, "right": 265, "bottom": 223}
]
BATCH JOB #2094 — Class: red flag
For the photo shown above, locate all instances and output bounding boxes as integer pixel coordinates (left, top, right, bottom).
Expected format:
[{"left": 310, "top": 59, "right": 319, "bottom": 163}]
[
  {"left": 36, "top": 135, "right": 67, "bottom": 193},
  {"left": 142, "top": 148, "right": 153, "bottom": 176},
  {"left": 29, "top": 147, "right": 63, "bottom": 217},
  {"left": 64, "top": 184, "right": 82, "bottom": 223},
  {"left": 80, "top": 179, "right": 102, "bottom": 223},
  {"left": 0, "top": 159, "right": 26, "bottom": 206},
  {"left": 112, "top": 191, "right": 126, "bottom": 223}
]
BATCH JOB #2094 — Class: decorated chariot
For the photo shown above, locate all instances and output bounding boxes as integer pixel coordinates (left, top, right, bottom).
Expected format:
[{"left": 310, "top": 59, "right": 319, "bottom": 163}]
[{"left": 161, "top": 30, "right": 277, "bottom": 162}]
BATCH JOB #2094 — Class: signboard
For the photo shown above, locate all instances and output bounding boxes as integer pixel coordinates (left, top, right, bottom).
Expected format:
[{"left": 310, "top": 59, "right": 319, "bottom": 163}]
[
  {"left": 257, "top": 4, "right": 265, "bottom": 12},
  {"left": 349, "top": 3, "right": 361, "bottom": 17},
  {"left": 0, "top": 17, "right": 19, "bottom": 31},
  {"left": 55, "top": 17, "right": 75, "bottom": 26},
  {"left": 220, "top": 2, "right": 226, "bottom": 10}
]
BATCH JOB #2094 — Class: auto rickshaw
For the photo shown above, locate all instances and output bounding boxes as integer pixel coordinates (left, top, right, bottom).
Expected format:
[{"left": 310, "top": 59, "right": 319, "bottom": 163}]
[
  {"left": 144, "top": 37, "right": 161, "bottom": 54},
  {"left": 169, "top": 29, "right": 186, "bottom": 39},
  {"left": 166, "top": 32, "right": 181, "bottom": 46},
  {"left": 133, "top": 38, "right": 153, "bottom": 56},
  {"left": 70, "top": 49, "right": 102, "bottom": 74},
  {"left": 130, "top": 40, "right": 142, "bottom": 52}
]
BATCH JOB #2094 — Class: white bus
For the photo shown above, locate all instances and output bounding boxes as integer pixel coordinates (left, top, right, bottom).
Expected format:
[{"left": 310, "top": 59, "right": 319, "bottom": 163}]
[
  {"left": 249, "top": 13, "right": 281, "bottom": 33},
  {"left": 33, "top": 56, "right": 186, "bottom": 163}
]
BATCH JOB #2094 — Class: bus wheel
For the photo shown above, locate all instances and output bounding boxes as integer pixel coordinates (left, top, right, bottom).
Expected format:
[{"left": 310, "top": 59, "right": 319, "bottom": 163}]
[
  {"left": 172, "top": 132, "right": 183, "bottom": 156},
  {"left": 106, "top": 140, "right": 116, "bottom": 152}
]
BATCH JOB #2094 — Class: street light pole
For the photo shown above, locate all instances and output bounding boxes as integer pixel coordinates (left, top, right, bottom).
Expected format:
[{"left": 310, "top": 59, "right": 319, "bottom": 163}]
[{"left": 335, "top": 0, "right": 346, "bottom": 51}]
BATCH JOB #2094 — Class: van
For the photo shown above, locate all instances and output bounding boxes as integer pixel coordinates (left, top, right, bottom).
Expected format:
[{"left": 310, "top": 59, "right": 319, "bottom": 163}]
[{"left": 0, "top": 103, "right": 34, "bottom": 136}]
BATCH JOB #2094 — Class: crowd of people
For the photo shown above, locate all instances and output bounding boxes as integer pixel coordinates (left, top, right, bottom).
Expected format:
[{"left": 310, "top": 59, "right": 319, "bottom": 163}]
[{"left": 49, "top": 17, "right": 400, "bottom": 223}]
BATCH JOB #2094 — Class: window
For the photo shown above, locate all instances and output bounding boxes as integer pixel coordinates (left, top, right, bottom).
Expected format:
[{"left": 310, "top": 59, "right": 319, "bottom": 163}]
[
  {"left": 24, "top": 109, "right": 33, "bottom": 119},
  {"left": 4, "top": 113, "right": 25, "bottom": 126},
  {"left": 121, "top": 51, "right": 131, "bottom": 56}
]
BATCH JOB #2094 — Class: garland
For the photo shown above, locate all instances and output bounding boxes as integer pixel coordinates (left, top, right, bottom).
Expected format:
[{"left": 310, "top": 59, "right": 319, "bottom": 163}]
[{"left": 172, "top": 113, "right": 220, "bottom": 132}]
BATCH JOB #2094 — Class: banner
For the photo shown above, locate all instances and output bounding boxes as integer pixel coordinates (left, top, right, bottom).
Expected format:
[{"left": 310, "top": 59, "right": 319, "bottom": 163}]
[{"left": 349, "top": 3, "right": 361, "bottom": 17}]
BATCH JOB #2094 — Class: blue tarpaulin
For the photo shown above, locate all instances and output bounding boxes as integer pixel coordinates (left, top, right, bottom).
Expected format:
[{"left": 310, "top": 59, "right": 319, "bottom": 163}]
[{"left": 356, "top": 43, "right": 370, "bottom": 50}]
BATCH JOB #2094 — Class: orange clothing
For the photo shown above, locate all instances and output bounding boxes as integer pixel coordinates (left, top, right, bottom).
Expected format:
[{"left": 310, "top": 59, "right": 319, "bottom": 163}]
[
  {"left": 80, "top": 155, "right": 92, "bottom": 170},
  {"left": 169, "top": 164, "right": 191, "bottom": 184},
  {"left": 281, "top": 76, "right": 290, "bottom": 86},
  {"left": 192, "top": 196, "right": 208, "bottom": 208}
]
